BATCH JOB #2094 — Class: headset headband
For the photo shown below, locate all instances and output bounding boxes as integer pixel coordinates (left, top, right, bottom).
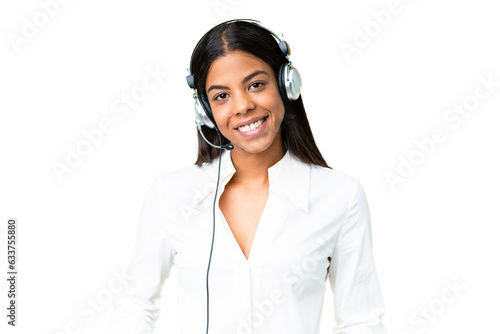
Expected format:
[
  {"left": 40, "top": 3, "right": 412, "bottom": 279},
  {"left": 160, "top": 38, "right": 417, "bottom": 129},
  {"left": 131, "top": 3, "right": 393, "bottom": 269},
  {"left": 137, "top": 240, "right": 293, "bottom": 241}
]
[{"left": 186, "top": 19, "right": 290, "bottom": 90}]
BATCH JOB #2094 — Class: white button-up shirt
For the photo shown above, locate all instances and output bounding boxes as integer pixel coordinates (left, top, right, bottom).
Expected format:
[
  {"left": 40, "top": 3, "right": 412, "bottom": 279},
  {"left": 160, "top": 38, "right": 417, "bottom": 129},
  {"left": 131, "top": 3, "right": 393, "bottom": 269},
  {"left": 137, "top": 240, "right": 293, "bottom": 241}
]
[{"left": 104, "top": 149, "right": 387, "bottom": 334}]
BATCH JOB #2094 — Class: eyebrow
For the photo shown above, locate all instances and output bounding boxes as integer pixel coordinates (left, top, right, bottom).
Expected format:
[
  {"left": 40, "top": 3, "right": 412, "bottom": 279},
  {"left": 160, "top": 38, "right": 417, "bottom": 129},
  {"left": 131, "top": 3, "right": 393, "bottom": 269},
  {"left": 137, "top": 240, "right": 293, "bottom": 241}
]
[{"left": 206, "top": 70, "right": 269, "bottom": 94}]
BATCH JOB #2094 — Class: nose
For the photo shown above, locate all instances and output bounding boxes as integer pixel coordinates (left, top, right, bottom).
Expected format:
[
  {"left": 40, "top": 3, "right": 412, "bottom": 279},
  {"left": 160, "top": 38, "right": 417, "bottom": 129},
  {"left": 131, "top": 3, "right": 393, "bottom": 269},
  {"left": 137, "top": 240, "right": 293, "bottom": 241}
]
[{"left": 232, "top": 90, "right": 255, "bottom": 115}]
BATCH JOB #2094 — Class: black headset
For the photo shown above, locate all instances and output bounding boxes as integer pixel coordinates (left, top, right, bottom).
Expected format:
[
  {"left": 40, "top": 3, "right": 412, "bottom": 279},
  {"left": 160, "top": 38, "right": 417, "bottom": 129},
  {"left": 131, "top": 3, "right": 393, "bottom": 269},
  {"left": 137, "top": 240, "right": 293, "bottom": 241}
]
[
  {"left": 186, "top": 19, "right": 302, "bottom": 132},
  {"left": 186, "top": 19, "right": 302, "bottom": 333}
]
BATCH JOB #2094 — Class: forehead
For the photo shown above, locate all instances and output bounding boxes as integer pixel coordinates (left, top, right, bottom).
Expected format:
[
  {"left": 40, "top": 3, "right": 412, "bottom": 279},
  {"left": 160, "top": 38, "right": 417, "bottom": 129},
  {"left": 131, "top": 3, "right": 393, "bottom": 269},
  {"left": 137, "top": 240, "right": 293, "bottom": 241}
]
[{"left": 206, "top": 50, "right": 273, "bottom": 84}]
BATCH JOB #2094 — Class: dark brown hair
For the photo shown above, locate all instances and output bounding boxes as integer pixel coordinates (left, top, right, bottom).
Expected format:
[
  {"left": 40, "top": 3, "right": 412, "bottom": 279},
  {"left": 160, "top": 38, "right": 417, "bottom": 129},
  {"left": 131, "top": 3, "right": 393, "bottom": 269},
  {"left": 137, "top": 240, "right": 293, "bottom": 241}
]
[{"left": 190, "top": 20, "right": 331, "bottom": 169}]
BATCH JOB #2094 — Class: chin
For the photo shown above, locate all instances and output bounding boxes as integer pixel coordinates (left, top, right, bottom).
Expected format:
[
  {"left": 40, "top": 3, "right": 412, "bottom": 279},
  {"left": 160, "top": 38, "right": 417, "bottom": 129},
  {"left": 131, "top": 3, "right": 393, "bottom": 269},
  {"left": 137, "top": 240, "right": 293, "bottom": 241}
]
[
  {"left": 233, "top": 145, "right": 270, "bottom": 155},
  {"left": 234, "top": 137, "right": 282, "bottom": 155}
]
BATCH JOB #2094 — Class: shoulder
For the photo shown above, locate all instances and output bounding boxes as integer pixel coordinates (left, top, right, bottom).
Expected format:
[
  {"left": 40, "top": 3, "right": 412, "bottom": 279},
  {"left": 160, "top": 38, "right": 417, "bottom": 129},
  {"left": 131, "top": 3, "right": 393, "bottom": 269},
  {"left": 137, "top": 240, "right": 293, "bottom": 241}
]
[
  {"left": 307, "top": 163, "right": 368, "bottom": 216},
  {"left": 310, "top": 164, "right": 362, "bottom": 195}
]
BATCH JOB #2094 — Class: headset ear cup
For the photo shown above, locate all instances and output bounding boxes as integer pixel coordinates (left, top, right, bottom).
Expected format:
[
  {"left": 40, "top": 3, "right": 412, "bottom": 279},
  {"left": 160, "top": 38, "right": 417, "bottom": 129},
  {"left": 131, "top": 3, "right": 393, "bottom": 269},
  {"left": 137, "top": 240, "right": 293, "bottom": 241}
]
[
  {"left": 194, "top": 94, "right": 216, "bottom": 129},
  {"left": 278, "top": 63, "right": 302, "bottom": 101},
  {"left": 285, "top": 65, "right": 302, "bottom": 101},
  {"left": 194, "top": 97, "right": 211, "bottom": 129},
  {"left": 199, "top": 94, "right": 217, "bottom": 129},
  {"left": 277, "top": 64, "right": 287, "bottom": 101}
]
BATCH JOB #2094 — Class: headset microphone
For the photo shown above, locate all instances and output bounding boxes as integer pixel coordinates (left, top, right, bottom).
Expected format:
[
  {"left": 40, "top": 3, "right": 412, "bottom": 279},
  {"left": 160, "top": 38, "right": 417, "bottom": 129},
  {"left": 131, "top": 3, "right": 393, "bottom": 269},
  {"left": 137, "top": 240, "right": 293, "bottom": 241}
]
[{"left": 196, "top": 120, "right": 234, "bottom": 150}]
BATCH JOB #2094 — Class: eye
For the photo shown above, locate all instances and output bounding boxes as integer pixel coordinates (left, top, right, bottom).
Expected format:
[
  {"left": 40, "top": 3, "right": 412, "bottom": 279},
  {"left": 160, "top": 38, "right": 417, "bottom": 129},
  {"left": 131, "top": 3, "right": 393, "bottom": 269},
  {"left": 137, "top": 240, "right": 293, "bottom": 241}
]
[
  {"left": 214, "top": 93, "right": 228, "bottom": 101},
  {"left": 250, "top": 82, "right": 265, "bottom": 89}
]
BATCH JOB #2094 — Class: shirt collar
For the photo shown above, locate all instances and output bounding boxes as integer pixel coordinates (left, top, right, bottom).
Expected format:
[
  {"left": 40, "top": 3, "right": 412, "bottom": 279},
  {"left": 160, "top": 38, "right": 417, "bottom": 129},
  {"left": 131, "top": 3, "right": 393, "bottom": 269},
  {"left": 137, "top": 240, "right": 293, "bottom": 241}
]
[{"left": 193, "top": 149, "right": 311, "bottom": 212}]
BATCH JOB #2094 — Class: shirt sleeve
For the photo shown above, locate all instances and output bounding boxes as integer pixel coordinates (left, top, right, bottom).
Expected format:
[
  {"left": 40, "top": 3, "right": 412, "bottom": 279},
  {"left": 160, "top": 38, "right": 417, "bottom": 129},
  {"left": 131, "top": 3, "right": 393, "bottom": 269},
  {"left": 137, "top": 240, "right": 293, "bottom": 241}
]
[
  {"left": 328, "top": 179, "right": 387, "bottom": 334},
  {"left": 104, "top": 173, "right": 175, "bottom": 334}
]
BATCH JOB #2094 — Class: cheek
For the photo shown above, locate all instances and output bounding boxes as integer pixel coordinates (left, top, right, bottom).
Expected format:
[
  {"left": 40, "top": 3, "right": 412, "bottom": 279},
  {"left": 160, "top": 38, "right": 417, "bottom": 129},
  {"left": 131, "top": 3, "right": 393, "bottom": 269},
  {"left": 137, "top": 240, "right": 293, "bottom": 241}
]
[
  {"left": 259, "top": 91, "right": 285, "bottom": 119},
  {"left": 210, "top": 106, "right": 230, "bottom": 127},
  {"left": 270, "top": 96, "right": 285, "bottom": 122}
]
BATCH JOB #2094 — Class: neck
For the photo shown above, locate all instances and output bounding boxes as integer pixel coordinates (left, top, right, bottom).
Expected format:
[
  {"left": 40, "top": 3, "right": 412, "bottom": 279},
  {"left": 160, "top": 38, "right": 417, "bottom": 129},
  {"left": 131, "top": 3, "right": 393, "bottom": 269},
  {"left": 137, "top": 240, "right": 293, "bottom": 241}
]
[{"left": 229, "top": 133, "right": 286, "bottom": 187}]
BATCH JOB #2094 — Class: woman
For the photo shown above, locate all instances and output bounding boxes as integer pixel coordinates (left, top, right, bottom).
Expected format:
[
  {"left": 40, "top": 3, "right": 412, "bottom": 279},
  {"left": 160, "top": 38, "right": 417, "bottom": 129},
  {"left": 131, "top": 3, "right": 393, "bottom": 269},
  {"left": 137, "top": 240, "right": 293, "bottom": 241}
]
[{"left": 105, "top": 19, "right": 387, "bottom": 334}]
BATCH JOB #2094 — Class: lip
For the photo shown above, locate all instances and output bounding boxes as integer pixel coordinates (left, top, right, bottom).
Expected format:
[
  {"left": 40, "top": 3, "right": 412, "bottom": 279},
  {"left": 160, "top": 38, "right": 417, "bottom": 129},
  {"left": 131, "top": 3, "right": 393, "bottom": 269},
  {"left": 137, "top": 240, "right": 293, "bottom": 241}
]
[
  {"left": 235, "top": 116, "right": 268, "bottom": 137},
  {"left": 233, "top": 116, "right": 268, "bottom": 129}
]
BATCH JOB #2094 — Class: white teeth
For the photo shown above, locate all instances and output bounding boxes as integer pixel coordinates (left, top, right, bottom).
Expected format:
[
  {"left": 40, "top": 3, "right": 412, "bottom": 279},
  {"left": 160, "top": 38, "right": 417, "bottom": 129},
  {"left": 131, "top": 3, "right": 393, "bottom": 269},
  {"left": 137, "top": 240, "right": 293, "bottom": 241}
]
[{"left": 238, "top": 118, "right": 265, "bottom": 133}]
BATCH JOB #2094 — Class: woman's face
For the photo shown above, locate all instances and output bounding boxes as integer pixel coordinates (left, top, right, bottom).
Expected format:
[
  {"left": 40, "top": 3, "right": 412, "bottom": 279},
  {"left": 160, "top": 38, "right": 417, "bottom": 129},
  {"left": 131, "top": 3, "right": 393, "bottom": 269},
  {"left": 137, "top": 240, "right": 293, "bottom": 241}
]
[{"left": 205, "top": 50, "right": 285, "bottom": 155}]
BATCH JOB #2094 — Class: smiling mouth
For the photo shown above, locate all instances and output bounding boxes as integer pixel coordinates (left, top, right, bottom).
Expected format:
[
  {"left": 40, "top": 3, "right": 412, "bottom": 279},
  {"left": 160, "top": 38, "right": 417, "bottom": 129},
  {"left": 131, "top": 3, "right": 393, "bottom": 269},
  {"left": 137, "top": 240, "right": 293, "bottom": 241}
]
[{"left": 235, "top": 116, "right": 268, "bottom": 133}]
